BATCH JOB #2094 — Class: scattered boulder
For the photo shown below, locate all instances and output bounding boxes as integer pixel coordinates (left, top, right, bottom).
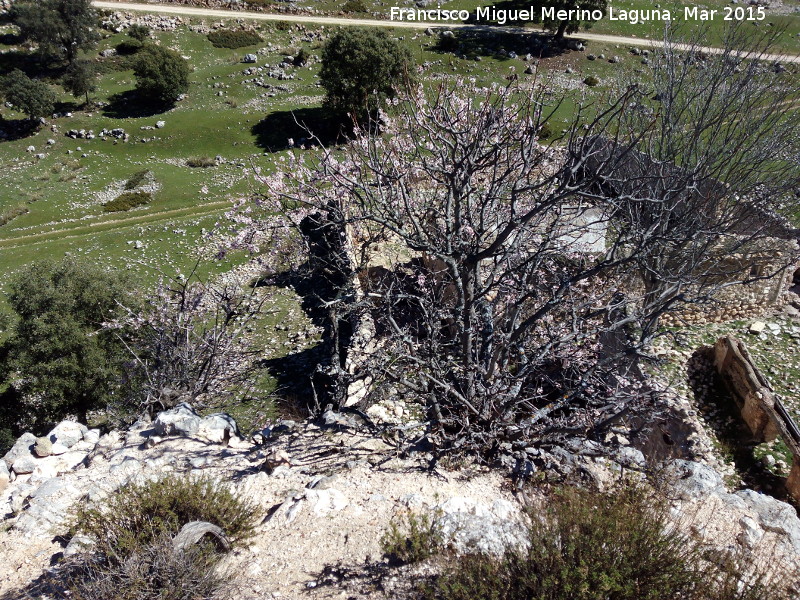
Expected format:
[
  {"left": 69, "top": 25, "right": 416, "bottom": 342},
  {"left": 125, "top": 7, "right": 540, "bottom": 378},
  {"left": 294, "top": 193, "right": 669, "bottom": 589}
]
[
  {"left": 197, "top": 413, "right": 239, "bottom": 444},
  {"left": 33, "top": 437, "right": 53, "bottom": 458},
  {"left": 749, "top": 321, "right": 766, "bottom": 334},
  {"left": 735, "top": 489, "right": 800, "bottom": 547},
  {"left": 155, "top": 120, "right": 165, "bottom": 128},
  {"left": 0, "top": 461, "right": 8, "bottom": 493},
  {"left": 154, "top": 402, "right": 201, "bottom": 438},
  {"left": 48, "top": 421, "right": 88, "bottom": 449},
  {"left": 11, "top": 455, "right": 37, "bottom": 475},
  {"left": 173, "top": 521, "right": 231, "bottom": 552},
  {"left": 665, "top": 459, "right": 724, "bottom": 500},
  {"left": 243, "top": 53, "right": 257, "bottom": 63},
  {"left": 434, "top": 497, "right": 527, "bottom": 556},
  {"left": 3, "top": 432, "right": 36, "bottom": 468}
]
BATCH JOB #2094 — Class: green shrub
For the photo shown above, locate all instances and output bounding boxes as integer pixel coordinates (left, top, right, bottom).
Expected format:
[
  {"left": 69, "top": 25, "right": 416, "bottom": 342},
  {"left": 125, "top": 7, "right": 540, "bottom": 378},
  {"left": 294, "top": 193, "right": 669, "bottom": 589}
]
[
  {"left": 65, "top": 475, "right": 258, "bottom": 600},
  {"left": 207, "top": 29, "right": 262, "bottom": 49},
  {"left": 537, "top": 122, "right": 553, "bottom": 140},
  {"left": 186, "top": 156, "right": 217, "bottom": 168},
  {"left": 71, "top": 475, "right": 259, "bottom": 556},
  {"left": 67, "top": 532, "right": 227, "bottom": 600},
  {"left": 381, "top": 511, "right": 444, "bottom": 565},
  {"left": 419, "top": 484, "right": 788, "bottom": 600},
  {"left": 126, "top": 24, "right": 151, "bottom": 41},
  {"left": 115, "top": 38, "right": 143, "bottom": 55},
  {"left": 103, "top": 190, "right": 151, "bottom": 212},
  {"left": 294, "top": 47, "right": 309, "bottom": 66},
  {"left": 132, "top": 45, "right": 190, "bottom": 105},
  {"left": 273, "top": 21, "right": 293, "bottom": 31},
  {"left": 0, "top": 204, "right": 29, "bottom": 227},
  {"left": 583, "top": 75, "right": 600, "bottom": 86},
  {"left": 341, "top": 0, "right": 367, "bottom": 12},
  {"left": 123, "top": 169, "right": 151, "bottom": 190},
  {"left": 0, "top": 258, "right": 132, "bottom": 430}
]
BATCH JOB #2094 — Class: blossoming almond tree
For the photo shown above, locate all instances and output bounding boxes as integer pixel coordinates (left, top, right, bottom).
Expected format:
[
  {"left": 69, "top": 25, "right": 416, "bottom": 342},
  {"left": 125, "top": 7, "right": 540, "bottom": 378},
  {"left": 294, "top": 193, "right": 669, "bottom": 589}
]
[{"left": 230, "top": 27, "right": 798, "bottom": 460}]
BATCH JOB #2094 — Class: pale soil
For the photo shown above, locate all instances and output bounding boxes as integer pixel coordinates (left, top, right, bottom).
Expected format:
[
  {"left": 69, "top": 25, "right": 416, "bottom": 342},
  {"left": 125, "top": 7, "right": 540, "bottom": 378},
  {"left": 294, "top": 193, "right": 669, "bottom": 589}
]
[{"left": 0, "top": 425, "right": 515, "bottom": 600}]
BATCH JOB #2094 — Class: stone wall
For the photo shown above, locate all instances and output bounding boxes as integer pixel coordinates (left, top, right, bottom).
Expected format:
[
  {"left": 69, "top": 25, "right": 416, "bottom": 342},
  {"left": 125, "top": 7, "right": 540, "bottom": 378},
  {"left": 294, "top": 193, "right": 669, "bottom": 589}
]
[
  {"left": 661, "top": 249, "right": 797, "bottom": 326},
  {"left": 713, "top": 335, "right": 800, "bottom": 501}
]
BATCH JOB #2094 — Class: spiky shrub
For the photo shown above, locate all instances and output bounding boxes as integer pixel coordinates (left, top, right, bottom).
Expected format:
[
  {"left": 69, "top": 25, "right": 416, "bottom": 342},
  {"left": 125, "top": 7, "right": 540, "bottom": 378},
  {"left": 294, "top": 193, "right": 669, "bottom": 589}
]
[
  {"left": 65, "top": 475, "right": 260, "bottom": 600},
  {"left": 419, "top": 485, "right": 789, "bottom": 600},
  {"left": 103, "top": 191, "right": 151, "bottom": 212},
  {"left": 207, "top": 30, "right": 262, "bottom": 49},
  {"left": 381, "top": 511, "right": 444, "bottom": 565}
]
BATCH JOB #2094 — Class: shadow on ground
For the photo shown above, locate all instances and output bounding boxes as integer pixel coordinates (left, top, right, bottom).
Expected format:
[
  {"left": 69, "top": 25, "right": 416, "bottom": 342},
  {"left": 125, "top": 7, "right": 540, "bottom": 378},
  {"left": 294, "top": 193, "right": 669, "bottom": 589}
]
[
  {"left": 430, "top": 27, "right": 569, "bottom": 60},
  {"left": 688, "top": 346, "right": 791, "bottom": 500},
  {"left": 251, "top": 107, "right": 353, "bottom": 152},
  {"left": 103, "top": 90, "right": 175, "bottom": 119}
]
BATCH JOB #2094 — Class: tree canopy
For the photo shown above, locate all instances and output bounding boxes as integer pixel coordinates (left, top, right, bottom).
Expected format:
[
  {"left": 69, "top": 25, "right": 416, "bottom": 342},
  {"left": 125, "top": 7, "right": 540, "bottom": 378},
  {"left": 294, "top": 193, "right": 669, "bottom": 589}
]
[
  {"left": 132, "top": 44, "right": 190, "bottom": 105},
  {"left": 319, "top": 28, "right": 413, "bottom": 119},
  {"left": 11, "top": 0, "right": 99, "bottom": 64},
  {"left": 0, "top": 69, "right": 57, "bottom": 120},
  {"left": 62, "top": 59, "right": 98, "bottom": 104},
  {"left": 0, "top": 258, "right": 133, "bottom": 430},
  {"left": 530, "top": 0, "right": 607, "bottom": 39}
]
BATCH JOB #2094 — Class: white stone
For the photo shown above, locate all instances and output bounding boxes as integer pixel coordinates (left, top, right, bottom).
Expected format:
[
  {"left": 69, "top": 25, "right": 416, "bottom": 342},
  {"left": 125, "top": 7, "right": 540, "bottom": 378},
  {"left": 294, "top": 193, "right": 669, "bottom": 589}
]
[{"left": 749, "top": 321, "right": 766, "bottom": 334}]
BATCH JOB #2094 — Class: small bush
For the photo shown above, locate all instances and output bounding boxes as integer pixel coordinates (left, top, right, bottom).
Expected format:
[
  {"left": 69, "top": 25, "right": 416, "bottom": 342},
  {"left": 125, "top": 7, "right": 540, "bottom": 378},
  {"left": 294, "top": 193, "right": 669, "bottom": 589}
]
[
  {"left": 381, "top": 511, "right": 444, "bottom": 565},
  {"left": 419, "top": 484, "right": 789, "bottom": 600},
  {"left": 583, "top": 75, "right": 600, "bottom": 86},
  {"left": 116, "top": 38, "right": 143, "bottom": 55},
  {"left": 274, "top": 21, "right": 293, "bottom": 31},
  {"left": 124, "top": 169, "right": 151, "bottom": 190},
  {"left": 66, "top": 532, "right": 227, "bottom": 600},
  {"left": 207, "top": 29, "right": 263, "bottom": 49},
  {"left": 342, "top": 0, "right": 367, "bottom": 12},
  {"left": 0, "top": 204, "right": 29, "bottom": 226},
  {"left": 72, "top": 475, "right": 259, "bottom": 553},
  {"left": 294, "top": 47, "right": 310, "bottom": 66},
  {"left": 127, "top": 24, "right": 151, "bottom": 41},
  {"left": 537, "top": 122, "right": 553, "bottom": 140},
  {"left": 186, "top": 156, "right": 217, "bottom": 168},
  {"left": 65, "top": 475, "right": 257, "bottom": 600},
  {"left": 103, "top": 191, "right": 151, "bottom": 212}
]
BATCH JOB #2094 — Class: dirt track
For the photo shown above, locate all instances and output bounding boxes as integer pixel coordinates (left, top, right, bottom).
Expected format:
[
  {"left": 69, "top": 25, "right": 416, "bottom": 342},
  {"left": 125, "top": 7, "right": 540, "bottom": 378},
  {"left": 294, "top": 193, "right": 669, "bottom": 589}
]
[{"left": 94, "top": 0, "right": 800, "bottom": 63}]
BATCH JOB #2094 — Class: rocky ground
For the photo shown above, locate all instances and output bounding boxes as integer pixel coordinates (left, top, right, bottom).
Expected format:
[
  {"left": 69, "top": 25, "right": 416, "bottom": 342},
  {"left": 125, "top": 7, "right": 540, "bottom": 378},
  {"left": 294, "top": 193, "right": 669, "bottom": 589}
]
[{"left": 2, "top": 396, "right": 800, "bottom": 599}]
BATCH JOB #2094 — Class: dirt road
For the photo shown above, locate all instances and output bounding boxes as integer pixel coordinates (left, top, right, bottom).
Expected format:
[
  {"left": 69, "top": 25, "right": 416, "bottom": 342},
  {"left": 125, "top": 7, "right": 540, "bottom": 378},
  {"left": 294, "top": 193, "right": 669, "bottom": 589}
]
[{"left": 94, "top": 0, "right": 800, "bottom": 63}]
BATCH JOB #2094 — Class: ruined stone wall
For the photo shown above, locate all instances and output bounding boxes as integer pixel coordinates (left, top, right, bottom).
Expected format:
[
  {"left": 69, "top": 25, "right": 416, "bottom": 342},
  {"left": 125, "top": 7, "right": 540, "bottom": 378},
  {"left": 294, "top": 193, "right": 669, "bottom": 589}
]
[
  {"left": 660, "top": 245, "right": 797, "bottom": 326},
  {"left": 713, "top": 336, "right": 800, "bottom": 501}
]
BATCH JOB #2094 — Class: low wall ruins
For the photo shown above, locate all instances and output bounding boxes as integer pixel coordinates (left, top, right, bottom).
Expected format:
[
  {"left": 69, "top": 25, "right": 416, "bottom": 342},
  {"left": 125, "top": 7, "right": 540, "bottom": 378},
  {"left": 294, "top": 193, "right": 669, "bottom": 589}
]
[{"left": 713, "top": 335, "right": 800, "bottom": 502}]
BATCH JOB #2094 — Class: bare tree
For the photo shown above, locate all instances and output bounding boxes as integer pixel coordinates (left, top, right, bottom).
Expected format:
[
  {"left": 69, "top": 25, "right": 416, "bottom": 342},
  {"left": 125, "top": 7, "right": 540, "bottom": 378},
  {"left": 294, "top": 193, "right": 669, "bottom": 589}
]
[
  {"left": 581, "top": 23, "right": 800, "bottom": 341},
  {"left": 234, "top": 26, "right": 799, "bottom": 459},
  {"left": 111, "top": 264, "right": 265, "bottom": 416}
]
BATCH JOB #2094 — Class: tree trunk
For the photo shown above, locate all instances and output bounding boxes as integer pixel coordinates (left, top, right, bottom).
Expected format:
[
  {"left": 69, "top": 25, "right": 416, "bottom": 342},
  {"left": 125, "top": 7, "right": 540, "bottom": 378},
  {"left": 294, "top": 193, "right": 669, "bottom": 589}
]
[{"left": 555, "top": 20, "right": 569, "bottom": 40}]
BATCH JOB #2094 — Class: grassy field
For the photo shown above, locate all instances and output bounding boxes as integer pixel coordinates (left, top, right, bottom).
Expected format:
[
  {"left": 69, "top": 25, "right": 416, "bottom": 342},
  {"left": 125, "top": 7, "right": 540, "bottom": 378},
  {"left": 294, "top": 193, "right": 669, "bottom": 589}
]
[
  {"left": 0, "top": 11, "right": 795, "bottom": 431},
  {"left": 0, "top": 18, "right": 637, "bottom": 305}
]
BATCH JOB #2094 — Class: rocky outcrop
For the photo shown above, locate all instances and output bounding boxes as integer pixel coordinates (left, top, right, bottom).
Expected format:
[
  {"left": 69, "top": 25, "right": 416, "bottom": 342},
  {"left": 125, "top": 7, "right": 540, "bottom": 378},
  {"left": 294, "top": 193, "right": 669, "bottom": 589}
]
[{"left": 3, "top": 408, "right": 800, "bottom": 598}]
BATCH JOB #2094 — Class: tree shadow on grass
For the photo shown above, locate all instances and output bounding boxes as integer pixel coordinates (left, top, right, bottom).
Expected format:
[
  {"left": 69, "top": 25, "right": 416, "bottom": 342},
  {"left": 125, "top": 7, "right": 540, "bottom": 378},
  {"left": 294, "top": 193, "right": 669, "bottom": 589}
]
[
  {"left": 102, "top": 90, "right": 176, "bottom": 119},
  {"left": 0, "top": 118, "right": 41, "bottom": 142},
  {"left": 430, "top": 27, "right": 568, "bottom": 61},
  {"left": 251, "top": 106, "right": 351, "bottom": 152}
]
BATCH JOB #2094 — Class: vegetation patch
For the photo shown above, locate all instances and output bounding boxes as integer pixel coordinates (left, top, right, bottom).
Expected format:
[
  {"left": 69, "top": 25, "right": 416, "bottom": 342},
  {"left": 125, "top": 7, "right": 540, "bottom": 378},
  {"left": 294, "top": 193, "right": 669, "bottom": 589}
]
[
  {"left": 64, "top": 475, "right": 259, "bottom": 600},
  {"left": 381, "top": 511, "right": 444, "bottom": 565},
  {"left": 103, "top": 190, "right": 152, "bottom": 212},
  {"left": 123, "top": 169, "right": 152, "bottom": 190},
  {"left": 405, "top": 484, "right": 792, "bottom": 600},
  {"left": 186, "top": 156, "right": 217, "bottom": 168},
  {"left": 0, "top": 204, "right": 29, "bottom": 227},
  {"left": 207, "top": 29, "right": 263, "bottom": 49},
  {"left": 583, "top": 75, "right": 600, "bottom": 86}
]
